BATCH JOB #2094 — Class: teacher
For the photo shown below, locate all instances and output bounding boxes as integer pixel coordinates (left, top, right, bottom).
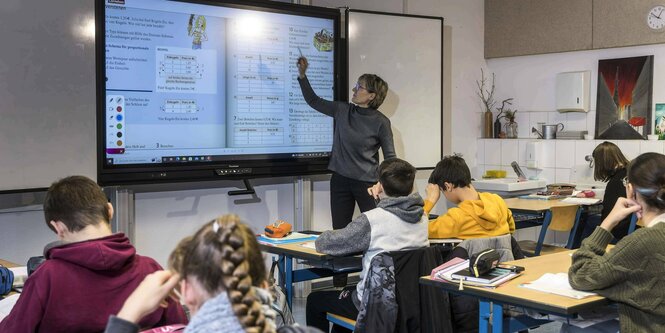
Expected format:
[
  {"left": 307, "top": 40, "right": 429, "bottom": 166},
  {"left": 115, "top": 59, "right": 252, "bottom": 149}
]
[{"left": 297, "top": 56, "right": 395, "bottom": 284}]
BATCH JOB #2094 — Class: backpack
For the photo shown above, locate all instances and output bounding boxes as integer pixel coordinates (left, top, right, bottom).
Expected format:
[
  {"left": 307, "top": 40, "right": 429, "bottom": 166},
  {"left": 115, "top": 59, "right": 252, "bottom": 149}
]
[
  {"left": 0, "top": 265, "right": 14, "bottom": 296},
  {"left": 268, "top": 260, "right": 295, "bottom": 327}
]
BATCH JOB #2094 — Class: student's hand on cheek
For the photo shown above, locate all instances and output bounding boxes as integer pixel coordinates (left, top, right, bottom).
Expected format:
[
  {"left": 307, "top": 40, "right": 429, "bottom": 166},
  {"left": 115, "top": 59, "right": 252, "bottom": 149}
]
[
  {"left": 600, "top": 197, "right": 641, "bottom": 232},
  {"left": 117, "top": 270, "right": 181, "bottom": 324},
  {"left": 367, "top": 182, "right": 382, "bottom": 199},
  {"left": 426, "top": 183, "right": 441, "bottom": 204}
]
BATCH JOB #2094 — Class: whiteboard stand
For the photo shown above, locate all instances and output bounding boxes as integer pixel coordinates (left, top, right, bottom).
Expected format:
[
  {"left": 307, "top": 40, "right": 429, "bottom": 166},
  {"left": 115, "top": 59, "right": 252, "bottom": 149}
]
[
  {"left": 105, "top": 187, "right": 136, "bottom": 243},
  {"left": 293, "top": 176, "right": 313, "bottom": 298}
]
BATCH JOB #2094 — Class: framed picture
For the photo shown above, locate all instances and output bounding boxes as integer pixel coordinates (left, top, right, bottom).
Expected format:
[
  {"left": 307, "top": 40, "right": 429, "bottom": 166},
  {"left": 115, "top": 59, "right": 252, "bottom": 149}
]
[
  {"left": 595, "top": 55, "right": 653, "bottom": 140},
  {"left": 655, "top": 103, "right": 665, "bottom": 139}
]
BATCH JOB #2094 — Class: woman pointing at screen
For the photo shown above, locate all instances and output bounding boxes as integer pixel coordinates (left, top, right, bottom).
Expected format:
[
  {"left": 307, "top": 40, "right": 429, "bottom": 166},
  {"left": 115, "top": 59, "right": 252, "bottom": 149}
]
[{"left": 297, "top": 56, "right": 395, "bottom": 286}]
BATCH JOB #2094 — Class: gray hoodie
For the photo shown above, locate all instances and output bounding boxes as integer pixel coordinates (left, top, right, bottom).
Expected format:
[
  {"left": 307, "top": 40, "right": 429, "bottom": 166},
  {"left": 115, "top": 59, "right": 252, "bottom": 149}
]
[{"left": 315, "top": 193, "right": 430, "bottom": 303}]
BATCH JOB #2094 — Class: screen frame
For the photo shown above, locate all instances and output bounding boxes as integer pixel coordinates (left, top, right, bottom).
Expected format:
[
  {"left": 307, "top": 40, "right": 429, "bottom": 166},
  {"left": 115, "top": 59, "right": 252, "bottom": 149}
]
[{"left": 96, "top": 0, "right": 342, "bottom": 186}]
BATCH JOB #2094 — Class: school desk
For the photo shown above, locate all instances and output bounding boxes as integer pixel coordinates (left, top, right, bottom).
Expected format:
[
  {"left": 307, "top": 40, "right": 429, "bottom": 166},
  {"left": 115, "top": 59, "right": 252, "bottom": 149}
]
[
  {"left": 0, "top": 259, "right": 18, "bottom": 268},
  {"left": 259, "top": 241, "right": 362, "bottom": 308},
  {"left": 420, "top": 250, "right": 609, "bottom": 333}
]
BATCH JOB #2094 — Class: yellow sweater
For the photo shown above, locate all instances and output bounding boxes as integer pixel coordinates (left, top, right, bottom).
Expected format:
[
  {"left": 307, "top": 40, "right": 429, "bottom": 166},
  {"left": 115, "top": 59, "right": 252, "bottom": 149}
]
[{"left": 425, "top": 192, "right": 515, "bottom": 239}]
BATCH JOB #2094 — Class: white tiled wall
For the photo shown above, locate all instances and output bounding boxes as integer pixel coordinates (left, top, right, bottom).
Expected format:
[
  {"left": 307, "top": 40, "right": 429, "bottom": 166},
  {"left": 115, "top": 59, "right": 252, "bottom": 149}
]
[{"left": 475, "top": 110, "right": 665, "bottom": 245}]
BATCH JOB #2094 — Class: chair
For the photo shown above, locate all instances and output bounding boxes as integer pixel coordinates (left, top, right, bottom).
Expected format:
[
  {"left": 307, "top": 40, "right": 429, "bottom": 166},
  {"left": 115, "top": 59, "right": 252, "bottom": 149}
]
[
  {"left": 327, "top": 246, "right": 453, "bottom": 333},
  {"left": 518, "top": 205, "right": 582, "bottom": 256},
  {"left": 627, "top": 213, "right": 640, "bottom": 234},
  {"left": 326, "top": 312, "right": 356, "bottom": 331}
]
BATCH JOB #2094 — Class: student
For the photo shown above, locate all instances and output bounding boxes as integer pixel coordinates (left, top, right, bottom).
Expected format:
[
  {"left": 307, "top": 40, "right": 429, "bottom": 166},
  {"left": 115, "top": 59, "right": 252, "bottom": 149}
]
[
  {"left": 0, "top": 176, "right": 187, "bottom": 333},
  {"left": 306, "top": 158, "right": 429, "bottom": 332},
  {"left": 579, "top": 141, "right": 631, "bottom": 242},
  {"left": 297, "top": 56, "right": 395, "bottom": 288},
  {"left": 568, "top": 152, "right": 665, "bottom": 332},
  {"left": 105, "top": 214, "right": 320, "bottom": 333},
  {"left": 425, "top": 155, "right": 515, "bottom": 239}
]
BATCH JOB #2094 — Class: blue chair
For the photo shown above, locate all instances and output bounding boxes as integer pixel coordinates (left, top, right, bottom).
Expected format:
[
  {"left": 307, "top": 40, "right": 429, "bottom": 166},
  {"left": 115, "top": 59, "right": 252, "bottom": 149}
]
[{"left": 627, "top": 213, "right": 639, "bottom": 234}]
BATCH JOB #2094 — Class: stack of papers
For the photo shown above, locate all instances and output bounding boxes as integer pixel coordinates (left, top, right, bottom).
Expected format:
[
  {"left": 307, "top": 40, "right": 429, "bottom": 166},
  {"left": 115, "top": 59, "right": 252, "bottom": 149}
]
[
  {"left": 521, "top": 273, "right": 597, "bottom": 299},
  {"left": 257, "top": 232, "right": 318, "bottom": 245},
  {"left": 561, "top": 197, "right": 602, "bottom": 205}
]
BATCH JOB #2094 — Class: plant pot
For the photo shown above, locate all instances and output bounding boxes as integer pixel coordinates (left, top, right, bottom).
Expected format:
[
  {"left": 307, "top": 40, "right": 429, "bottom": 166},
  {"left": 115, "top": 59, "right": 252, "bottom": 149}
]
[
  {"left": 505, "top": 121, "right": 518, "bottom": 139},
  {"left": 483, "top": 110, "right": 493, "bottom": 138}
]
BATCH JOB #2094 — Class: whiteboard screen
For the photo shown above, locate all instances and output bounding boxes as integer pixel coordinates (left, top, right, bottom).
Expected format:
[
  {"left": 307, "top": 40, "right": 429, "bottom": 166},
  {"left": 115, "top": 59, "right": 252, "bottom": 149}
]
[
  {"left": 0, "top": 0, "right": 96, "bottom": 192},
  {"left": 348, "top": 10, "right": 443, "bottom": 169}
]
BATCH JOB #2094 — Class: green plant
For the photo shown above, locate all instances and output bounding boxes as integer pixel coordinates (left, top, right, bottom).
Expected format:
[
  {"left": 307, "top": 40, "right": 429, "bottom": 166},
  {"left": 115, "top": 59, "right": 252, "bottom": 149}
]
[{"left": 495, "top": 98, "right": 514, "bottom": 121}]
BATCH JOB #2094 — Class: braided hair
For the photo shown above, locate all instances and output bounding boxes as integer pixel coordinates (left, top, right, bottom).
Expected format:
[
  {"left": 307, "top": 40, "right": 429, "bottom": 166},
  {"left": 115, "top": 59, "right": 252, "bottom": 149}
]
[{"left": 169, "top": 214, "right": 275, "bottom": 333}]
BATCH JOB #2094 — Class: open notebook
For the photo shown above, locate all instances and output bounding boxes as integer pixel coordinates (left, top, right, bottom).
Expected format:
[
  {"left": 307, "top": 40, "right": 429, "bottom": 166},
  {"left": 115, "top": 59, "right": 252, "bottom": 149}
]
[{"left": 521, "top": 272, "right": 597, "bottom": 299}]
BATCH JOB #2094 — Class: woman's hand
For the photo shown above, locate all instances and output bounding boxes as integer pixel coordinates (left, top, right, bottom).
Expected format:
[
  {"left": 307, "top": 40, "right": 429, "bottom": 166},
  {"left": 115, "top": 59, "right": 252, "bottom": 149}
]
[
  {"left": 297, "top": 56, "right": 308, "bottom": 79},
  {"left": 425, "top": 183, "right": 441, "bottom": 205},
  {"left": 600, "top": 197, "right": 641, "bottom": 232},
  {"left": 116, "top": 270, "right": 181, "bottom": 324}
]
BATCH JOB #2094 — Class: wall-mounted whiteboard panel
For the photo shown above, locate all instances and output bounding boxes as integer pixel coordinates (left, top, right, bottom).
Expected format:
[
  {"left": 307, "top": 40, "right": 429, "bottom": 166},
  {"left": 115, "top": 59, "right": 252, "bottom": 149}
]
[
  {"left": 348, "top": 10, "right": 443, "bottom": 169},
  {"left": 0, "top": 0, "right": 96, "bottom": 192}
]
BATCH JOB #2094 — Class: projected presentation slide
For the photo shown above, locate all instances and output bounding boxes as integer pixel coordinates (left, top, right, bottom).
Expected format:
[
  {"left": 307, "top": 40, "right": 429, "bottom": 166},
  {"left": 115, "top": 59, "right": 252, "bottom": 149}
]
[{"left": 104, "top": 0, "right": 335, "bottom": 165}]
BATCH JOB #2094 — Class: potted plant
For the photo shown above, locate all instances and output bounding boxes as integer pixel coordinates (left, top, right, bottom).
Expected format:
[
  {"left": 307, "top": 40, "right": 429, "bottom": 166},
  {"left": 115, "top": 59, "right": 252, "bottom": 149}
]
[
  {"left": 476, "top": 69, "right": 496, "bottom": 138},
  {"left": 496, "top": 98, "right": 517, "bottom": 139}
]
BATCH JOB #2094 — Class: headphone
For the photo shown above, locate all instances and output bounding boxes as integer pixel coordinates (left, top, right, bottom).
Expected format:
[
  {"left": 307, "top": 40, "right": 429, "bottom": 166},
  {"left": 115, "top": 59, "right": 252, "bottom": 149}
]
[{"left": 0, "top": 264, "right": 14, "bottom": 296}]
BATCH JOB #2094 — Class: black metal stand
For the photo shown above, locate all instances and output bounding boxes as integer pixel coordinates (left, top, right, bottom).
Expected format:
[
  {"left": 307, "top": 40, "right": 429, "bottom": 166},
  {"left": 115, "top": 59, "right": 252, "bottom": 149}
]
[{"left": 228, "top": 179, "right": 255, "bottom": 196}]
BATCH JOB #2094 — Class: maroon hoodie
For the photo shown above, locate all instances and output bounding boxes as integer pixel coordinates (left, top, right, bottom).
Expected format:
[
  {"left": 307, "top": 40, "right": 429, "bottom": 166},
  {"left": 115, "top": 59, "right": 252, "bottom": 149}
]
[{"left": 0, "top": 233, "right": 187, "bottom": 333}]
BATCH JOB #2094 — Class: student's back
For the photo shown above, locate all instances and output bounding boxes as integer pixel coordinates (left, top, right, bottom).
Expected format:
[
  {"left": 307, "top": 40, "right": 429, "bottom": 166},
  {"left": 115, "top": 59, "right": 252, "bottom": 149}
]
[
  {"left": 425, "top": 155, "right": 515, "bottom": 239},
  {"left": 0, "top": 176, "right": 187, "bottom": 332},
  {"left": 0, "top": 235, "right": 186, "bottom": 332}
]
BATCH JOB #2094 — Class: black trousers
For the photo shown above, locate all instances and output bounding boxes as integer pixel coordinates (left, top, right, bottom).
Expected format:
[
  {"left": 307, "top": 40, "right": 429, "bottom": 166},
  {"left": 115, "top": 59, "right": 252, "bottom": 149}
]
[
  {"left": 306, "top": 287, "right": 359, "bottom": 333},
  {"left": 330, "top": 173, "right": 376, "bottom": 230}
]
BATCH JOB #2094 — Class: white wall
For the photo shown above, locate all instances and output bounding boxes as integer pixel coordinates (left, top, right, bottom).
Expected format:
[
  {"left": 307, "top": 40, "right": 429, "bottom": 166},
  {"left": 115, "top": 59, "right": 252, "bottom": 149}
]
[{"left": 0, "top": 0, "right": 486, "bottom": 266}]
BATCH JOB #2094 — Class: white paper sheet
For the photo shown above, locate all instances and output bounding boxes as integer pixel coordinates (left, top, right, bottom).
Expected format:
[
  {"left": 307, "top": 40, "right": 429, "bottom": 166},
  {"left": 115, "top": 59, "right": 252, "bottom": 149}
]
[{"left": 521, "top": 272, "right": 597, "bottom": 299}]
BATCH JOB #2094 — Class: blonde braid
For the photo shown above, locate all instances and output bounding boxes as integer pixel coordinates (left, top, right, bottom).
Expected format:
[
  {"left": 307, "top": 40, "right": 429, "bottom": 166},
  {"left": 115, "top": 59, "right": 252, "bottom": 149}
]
[{"left": 214, "top": 215, "right": 275, "bottom": 333}]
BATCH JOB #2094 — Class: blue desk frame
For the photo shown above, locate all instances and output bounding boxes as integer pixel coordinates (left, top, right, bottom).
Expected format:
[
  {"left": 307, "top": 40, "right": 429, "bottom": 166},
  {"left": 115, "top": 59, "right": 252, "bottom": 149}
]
[{"left": 260, "top": 242, "right": 361, "bottom": 308}]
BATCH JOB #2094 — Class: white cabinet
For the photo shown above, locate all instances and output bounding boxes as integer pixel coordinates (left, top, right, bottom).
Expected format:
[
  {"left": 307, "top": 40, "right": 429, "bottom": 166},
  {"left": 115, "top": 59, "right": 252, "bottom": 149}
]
[{"left": 556, "top": 71, "right": 590, "bottom": 112}]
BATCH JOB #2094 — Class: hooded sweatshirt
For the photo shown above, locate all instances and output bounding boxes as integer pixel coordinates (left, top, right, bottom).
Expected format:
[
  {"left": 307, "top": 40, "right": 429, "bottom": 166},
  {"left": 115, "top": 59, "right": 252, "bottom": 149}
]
[
  {"left": 315, "top": 193, "right": 430, "bottom": 303},
  {"left": 0, "top": 233, "right": 187, "bottom": 333},
  {"left": 426, "top": 192, "right": 515, "bottom": 239}
]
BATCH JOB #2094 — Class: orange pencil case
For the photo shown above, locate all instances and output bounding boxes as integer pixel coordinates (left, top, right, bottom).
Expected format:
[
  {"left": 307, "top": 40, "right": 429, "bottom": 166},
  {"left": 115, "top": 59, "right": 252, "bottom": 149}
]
[{"left": 264, "top": 220, "right": 292, "bottom": 238}]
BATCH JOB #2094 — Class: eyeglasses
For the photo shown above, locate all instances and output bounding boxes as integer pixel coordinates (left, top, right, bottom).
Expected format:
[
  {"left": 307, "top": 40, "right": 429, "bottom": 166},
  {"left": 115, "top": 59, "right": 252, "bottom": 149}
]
[{"left": 353, "top": 82, "right": 373, "bottom": 92}]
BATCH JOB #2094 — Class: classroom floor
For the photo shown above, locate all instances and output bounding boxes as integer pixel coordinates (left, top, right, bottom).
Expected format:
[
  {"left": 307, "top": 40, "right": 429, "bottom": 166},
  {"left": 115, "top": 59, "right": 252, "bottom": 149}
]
[{"left": 291, "top": 293, "right": 563, "bottom": 332}]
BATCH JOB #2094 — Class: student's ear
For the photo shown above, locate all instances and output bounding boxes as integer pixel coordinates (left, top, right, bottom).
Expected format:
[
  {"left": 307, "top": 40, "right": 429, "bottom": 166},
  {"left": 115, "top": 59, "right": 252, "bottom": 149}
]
[
  {"left": 50, "top": 220, "right": 68, "bottom": 239},
  {"left": 106, "top": 202, "right": 114, "bottom": 221}
]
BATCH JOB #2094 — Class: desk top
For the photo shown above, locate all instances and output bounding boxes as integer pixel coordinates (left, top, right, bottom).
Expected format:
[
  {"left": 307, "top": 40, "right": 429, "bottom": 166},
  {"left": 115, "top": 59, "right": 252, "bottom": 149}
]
[
  {"left": 505, "top": 198, "right": 579, "bottom": 212},
  {"left": 421, "top": 250, "right": 608, "bottom": 316},
  {"left": 260, "top": 241, "right": 332, "bottom": 261},
  {"left": 0, "top": 259, "right": 19, "bottom": 268}
]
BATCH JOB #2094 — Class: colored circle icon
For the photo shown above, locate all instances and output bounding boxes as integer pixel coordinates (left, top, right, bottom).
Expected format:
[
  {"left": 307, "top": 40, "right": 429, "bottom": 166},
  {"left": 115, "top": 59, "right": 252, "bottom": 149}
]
[
  {"left": 116, "top": 132, "right": 123, "bottom": 138},
  {"left": 116, "top": 140, "right": 123, "bottom": 146},
  {"left": 116, "top": 114, "right": 123, "bottom": 121},
  {"left": 116, "top": 124, "right": 123, "bottom": 129},
  {"left": 117, "top": 106, "right": 122, "bottom": 112}
]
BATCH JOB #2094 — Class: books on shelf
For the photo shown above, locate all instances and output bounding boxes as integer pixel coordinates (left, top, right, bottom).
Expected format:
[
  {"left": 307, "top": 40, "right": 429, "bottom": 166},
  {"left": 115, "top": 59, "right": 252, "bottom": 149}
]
[
  {"left": 257, "top": 232, "right": 318, "bottom": 245},
  {"left": 431, "top": 258, "right": 520, "bottom": 288}
]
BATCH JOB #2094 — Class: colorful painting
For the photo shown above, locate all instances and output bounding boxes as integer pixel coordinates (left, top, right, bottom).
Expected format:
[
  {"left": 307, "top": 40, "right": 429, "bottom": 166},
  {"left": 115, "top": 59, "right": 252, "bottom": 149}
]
[
  {"left": 656, "top": 104, "right": 665, "bottom": 139},
  {"left": 595, "top": 56, "right": 653, "bottom": 140}
]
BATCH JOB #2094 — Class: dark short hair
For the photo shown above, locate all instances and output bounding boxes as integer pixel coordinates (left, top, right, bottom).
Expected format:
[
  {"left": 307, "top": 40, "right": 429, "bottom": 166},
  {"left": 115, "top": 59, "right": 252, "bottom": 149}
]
[
  {"left": 627, "top": 152, "right": 665, "bottom": 210},
  {"left": 592, "top": 141, "right": 629, "bottom": 182},
  {"left": 43, "top": 176, "right": 110, "bottom": 232},
  {"left": 379, "top": 158, "right": 416, "bottom": 197},
  {"left": 428, "top": 154, "right": 471, "bottom": 189},
  {"left": 358, "top": 74, "right": 388, "bottom": 109}
]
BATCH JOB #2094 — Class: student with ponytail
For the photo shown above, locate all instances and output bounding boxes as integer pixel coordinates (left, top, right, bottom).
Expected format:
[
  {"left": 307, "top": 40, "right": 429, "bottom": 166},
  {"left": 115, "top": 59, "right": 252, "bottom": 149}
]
[
  {"left": 567, "top": 152, "right": 665, "bottom": 332},
  {"left": 104, "top": 215, "right": 321, "bottom": 333}
]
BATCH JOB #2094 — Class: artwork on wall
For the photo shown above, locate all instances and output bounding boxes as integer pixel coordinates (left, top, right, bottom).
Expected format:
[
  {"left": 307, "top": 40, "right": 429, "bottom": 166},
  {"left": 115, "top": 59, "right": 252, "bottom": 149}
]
[
  {"left": 655, "top": 103, "right": 665, "bottom": 139},
  {"left": 595, "top": 55, "right": 653, "bottom": 140}
]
